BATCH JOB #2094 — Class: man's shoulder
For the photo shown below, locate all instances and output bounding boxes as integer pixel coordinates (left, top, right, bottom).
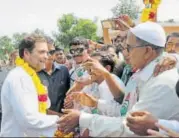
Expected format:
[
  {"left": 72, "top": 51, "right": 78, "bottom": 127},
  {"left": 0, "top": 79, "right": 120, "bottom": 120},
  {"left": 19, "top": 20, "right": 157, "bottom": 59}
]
[
  {"left": 58, "top": 65, "right": 69, "bottom": 72},
  {"left": 149, "top": 68, "right": 179, "bottom": 87},
  {"left": 5, "top": 67, "right": 29, "bottom": 82},
  {"left": 155, "top": 68, "right": 178, "bottom": 80}
]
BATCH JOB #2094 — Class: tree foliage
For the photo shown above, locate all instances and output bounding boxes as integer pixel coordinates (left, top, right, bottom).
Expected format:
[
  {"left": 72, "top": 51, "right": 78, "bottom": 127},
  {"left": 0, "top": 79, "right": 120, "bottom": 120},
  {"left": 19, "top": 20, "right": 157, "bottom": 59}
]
[
  {"left": 12, "top": 33, "right": 28, "bottom": 49},
  {"left": 54, "top": 13, "right": 99, "bottom": 48},
  {"left": 111, "top": 0, "right": 140, "bottom": 20}
]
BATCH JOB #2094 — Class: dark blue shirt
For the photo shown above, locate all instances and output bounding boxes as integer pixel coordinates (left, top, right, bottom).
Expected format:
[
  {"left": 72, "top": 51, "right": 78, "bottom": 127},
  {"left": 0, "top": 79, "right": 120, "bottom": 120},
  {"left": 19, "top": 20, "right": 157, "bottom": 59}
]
[{"left": 38, "top": 64, "right": 70, "bottom": 112}]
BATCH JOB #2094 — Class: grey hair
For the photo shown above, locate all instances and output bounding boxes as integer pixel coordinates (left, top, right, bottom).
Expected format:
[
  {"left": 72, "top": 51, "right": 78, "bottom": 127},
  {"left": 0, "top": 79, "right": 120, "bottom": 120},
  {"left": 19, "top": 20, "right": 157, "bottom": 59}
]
[{"left": 136, "top": 37, "right": 164, "bottom": 55}]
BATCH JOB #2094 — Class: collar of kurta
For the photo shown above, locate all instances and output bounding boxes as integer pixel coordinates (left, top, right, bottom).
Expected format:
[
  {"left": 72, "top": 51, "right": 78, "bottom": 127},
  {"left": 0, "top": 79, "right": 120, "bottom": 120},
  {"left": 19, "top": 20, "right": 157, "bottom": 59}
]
[
  {"left": 136, "top": 54, "right": 163, "bottom": 82},
  {"left": 40, "top": 62, "right": 62, "bottom": 74}
]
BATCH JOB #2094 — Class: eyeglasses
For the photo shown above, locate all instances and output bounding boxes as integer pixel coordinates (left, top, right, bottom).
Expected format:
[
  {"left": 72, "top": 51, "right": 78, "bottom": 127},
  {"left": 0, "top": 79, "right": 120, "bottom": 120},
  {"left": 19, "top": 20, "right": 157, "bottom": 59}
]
[
  {"left": 69, "top": 48, "right": 85, "bottom": 55},
  {"left": 48, "top": 50, "right": 56, "bottom": 56},
  {"left": 126, "top": 44, "right": 146, "bottom": 53}
]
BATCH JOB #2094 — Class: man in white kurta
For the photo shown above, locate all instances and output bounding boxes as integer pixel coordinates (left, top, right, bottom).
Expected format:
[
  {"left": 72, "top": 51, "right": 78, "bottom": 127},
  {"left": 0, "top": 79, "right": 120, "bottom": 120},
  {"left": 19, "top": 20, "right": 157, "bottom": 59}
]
[
  {"left": 0, "top": 67, "right": 60, "bottom": 137},
  {"left": 59, "top": 22, "right": 179, "bottom": 137},
  {"left": 0, "top": 35, "right": 60, "bottom": 137}
]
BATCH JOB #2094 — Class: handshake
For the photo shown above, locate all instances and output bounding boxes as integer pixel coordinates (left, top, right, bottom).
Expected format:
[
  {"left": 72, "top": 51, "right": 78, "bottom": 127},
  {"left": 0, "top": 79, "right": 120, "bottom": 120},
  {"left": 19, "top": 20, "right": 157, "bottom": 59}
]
[{"left": 47, "top": 92, "right": 97, "bottom": 136}]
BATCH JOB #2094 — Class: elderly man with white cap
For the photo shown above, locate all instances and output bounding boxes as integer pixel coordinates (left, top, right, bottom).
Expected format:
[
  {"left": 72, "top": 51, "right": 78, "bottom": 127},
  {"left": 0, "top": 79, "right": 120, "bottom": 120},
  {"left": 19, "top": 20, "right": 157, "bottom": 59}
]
[{"left": 57, "top": 21, "right": 179, "bottom": 137}]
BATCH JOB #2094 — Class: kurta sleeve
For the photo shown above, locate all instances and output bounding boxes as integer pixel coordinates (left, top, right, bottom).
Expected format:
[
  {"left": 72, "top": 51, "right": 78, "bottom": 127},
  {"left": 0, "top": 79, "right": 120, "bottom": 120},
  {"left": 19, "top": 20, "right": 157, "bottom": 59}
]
[
  {"left": 97, "top": 99, "right": 121, "bottom": 117},
  {"left": 79, "top": 112, "right": 125, "bottom": 137},
  {"left": 158, "top": 119, "right": 179, "bottom": 133},
  {"left": 8, "top": 75, "right": 60, "bottom": 137}
]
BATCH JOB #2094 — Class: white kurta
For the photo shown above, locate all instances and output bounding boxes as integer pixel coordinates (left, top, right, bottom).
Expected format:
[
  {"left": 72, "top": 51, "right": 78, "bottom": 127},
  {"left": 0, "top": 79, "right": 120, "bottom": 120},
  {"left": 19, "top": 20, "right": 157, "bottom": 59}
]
[
  {"left": 98, "top": 74, "right": 126, "bottom": 101},
  {"left": 0, "top": 67, "right": 59, "bottom": 137},
  {"left": 79, "top": 56, "right": 179, "bottom": 137},
  {"left": 159, "top": 119, "right": 179, "bottom": 134}
]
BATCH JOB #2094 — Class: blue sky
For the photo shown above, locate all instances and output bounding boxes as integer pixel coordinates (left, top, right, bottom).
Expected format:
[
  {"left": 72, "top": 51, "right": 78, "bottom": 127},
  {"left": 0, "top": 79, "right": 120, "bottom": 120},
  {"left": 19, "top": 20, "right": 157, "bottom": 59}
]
[{"left": 0, "top": 0, "right": 178, "bottom": 36}]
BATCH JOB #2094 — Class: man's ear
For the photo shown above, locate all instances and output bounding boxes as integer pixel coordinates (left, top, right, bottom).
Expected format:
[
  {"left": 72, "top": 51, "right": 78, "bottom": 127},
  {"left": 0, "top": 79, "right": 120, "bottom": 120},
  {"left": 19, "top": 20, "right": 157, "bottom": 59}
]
[
  {"left": 23, "top": 49, "right": 30, "bottom": 58},
  {"left": 144, "top": 46, "right": 153, "bottom": 60}
]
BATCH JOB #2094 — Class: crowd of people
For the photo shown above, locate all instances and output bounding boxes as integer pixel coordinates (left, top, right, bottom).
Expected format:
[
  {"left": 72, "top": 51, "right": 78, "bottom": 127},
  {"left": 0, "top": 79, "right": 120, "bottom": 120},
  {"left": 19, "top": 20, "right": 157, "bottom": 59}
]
[{"left": 1, "top": 15, "right": 179, "bottom": 137}]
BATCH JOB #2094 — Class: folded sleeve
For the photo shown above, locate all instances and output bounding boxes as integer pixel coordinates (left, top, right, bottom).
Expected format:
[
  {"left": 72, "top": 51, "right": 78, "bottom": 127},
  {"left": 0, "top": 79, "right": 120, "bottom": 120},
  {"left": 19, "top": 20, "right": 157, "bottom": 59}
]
[{"left": 79, "top": 112, "right": 126, "bottom": 137}]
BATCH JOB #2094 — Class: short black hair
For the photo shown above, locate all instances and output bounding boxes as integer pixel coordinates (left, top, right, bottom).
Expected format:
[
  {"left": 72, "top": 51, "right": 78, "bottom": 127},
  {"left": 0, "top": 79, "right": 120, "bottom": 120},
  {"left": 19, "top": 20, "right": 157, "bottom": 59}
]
[
  {"left": 100, "top": 45, "right": 117, "bottom": 54},
  {"left": 55, "top": 47, "right": 64, "bottom": 52},
  {"left": 19, "top": 34, "right": 46, "bottom": 58},
  {"left": 99, "top": 54, "right": 115, "bottom": 73},
  {"left": 170, "top": 32, "right": 179, "bottom": 38},
  {"left": 69, "top": 37, "right": 89, "bottom": 49}
]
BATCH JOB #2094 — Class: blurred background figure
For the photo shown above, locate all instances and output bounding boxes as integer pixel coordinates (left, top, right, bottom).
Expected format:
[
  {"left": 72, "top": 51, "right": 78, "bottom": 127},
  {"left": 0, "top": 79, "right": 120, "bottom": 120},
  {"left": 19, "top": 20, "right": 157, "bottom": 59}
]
[
  {"left": 54, "top": 47, "right": 66, "bottom": 65},
  {"left": 165, "top": 32, "right": 179, "bottom": 53},
  {"left": 38, "top": 36, "right": 70, "bottom": 113},
  {"left": 64, "top": 53, "right": 74, "bottom": 71}
]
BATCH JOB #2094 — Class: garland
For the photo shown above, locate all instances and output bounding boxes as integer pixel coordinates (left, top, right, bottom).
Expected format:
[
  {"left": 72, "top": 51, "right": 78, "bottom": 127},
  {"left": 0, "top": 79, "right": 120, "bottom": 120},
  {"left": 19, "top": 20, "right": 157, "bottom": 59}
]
[
  {"left": 141, "top": 0, "right": 161, "bottom": 22},
  {"left": 15, "top": 57, "right": 73, "bottom": 137},
  {"left": 15, "top": 57, "right": 48, "bottom": 113}
]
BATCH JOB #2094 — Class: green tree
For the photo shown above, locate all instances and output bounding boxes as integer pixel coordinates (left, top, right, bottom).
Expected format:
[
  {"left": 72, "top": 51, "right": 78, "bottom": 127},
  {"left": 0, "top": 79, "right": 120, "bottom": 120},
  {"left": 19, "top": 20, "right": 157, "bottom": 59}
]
[
  {"left": 12, "top": 32, "right": 28, "bottom": 49},
  {"left": 54, "top": 13, "right": 99, "bottom": 48},
  {"left": 111, "top": 0, "right": 140, "bottom": 20},
  {"left": 32, "top": 28, "right": 46, "bottom": 36},
  {"left": 0, "top": 36, "right": 14, "bottom": 60}
]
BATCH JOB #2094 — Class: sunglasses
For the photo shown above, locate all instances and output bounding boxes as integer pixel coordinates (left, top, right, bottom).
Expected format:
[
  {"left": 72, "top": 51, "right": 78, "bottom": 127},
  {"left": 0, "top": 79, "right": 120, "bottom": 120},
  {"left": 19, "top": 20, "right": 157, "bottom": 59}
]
[
  {"left": 48, "top": 50, "right": 56, "bottom": 55},
  {"left": 69, "top": 48, "right": 85, "bottom": 55}
]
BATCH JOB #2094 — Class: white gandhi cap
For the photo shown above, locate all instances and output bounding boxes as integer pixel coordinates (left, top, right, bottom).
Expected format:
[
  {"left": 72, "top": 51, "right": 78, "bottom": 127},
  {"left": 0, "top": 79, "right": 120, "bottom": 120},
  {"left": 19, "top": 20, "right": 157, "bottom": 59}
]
[{"left": 130, "top": 21, "right": 166, "bottom": 47}]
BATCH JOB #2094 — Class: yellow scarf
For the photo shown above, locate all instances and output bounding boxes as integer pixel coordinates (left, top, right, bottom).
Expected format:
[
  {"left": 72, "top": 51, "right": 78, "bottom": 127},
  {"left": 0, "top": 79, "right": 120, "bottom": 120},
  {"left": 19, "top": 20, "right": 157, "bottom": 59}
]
[
  {"left": 15, "top": 57, "right": 47, "bottom": 113},
  {"left": 15, "top": 57, "right": 73, "bottom": 137}
]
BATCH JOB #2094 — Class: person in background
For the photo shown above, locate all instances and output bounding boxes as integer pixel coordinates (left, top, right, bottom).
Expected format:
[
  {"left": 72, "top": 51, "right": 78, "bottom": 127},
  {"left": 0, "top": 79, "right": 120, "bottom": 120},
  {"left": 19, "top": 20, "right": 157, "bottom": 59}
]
[
  {"left": 69, "top": 37, "right": 90, "bottom": 86},
  {"left": 165, "top": 32, "right": 179, "bottom": 53},
  {"left": 100, "top": 45, "right": 125, "bottom": 79},
  {"left": 54, "top": 47, "right": 66, "bottom": 65},
  {"left": 9, "top": 50, "right": 19, "bottom": 67},
  {"left": 67, "top": 52, "right": 126, "bottom": 103},
  {"left": 38, "top": 37, "right": 70, "bottom": 113},
  {"left": 64, "top": 53, "right": 74, "bottom": 71}
]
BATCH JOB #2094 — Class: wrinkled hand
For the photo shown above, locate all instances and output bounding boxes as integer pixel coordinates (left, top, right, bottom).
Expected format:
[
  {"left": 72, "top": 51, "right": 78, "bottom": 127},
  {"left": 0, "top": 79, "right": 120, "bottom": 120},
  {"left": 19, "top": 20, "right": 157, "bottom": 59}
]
[
  {"left": 83, "top": 58, "right": 109, "bottom": 78},
  {"left": 126, "top": 111, "right": 158, "bottom": 136},
  {"left": 64, "top": 95, "right": 74, "bottom": 109},
  {"left": 114, "top": 14, "right": 135, "bottom": 31},
  {"left": 72, "top": 92, "right": 98, "bottom": 107},
  {"left": 147, "top": 123, "right": 179, "bottom": 137},
  {"left": 75, "top": 77, "right": 92, "bottom": 86},
  {"left": 66, "top": 81, "right": 89, "bottom": 96},
  {"left": 154, "top": 56, "right": 176, "bottom": 76},
  {"left": 58, "top": 109, "right": 80, "bottom": 133}
]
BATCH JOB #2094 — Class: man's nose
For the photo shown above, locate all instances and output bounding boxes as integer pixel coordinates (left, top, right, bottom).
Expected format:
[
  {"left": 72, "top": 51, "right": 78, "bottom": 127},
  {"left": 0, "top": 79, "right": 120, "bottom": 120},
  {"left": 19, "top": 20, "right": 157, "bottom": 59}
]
[{"left": 44, "top": 53, "right": 49, "bottom": 60}]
